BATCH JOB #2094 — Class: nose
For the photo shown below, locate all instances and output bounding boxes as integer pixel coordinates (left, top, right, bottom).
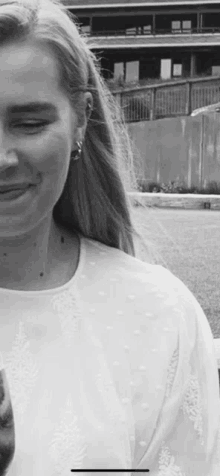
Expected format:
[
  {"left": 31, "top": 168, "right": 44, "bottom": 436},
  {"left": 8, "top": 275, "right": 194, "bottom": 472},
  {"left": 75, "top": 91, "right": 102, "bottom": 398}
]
[
  {"left": 0, "top": 125, "right": 18, "bottom": 172},
  {"left": 0, "top": 150, "right": 18, "bottom": 173}
]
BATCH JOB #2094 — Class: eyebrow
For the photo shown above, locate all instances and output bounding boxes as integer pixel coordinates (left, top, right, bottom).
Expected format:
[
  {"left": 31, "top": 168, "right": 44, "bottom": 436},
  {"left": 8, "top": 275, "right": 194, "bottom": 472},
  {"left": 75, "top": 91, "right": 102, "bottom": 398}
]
[{"left": 7, "top": 102, "right": 58, "bottom": 114}]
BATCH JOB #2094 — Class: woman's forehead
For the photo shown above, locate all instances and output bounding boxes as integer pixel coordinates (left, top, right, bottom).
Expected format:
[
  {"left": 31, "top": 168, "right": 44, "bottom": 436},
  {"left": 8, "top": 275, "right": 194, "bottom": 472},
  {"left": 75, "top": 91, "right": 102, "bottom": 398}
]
[
  {"left": 0, "top": 42, "right": 69, "bottom": 111},
  {"left": 0, "top": 41, "right": 56, "bottom": 72},
  {"left": 0, "top": 41, "right": 60, "bottom": 92}
]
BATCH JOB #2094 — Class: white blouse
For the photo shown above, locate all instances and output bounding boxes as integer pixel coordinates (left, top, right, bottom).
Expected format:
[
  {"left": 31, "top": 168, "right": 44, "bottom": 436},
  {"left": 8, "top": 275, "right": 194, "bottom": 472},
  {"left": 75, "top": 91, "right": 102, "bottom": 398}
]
[{"left": 0, "top": 233, "right": 219, "bottom": 475}]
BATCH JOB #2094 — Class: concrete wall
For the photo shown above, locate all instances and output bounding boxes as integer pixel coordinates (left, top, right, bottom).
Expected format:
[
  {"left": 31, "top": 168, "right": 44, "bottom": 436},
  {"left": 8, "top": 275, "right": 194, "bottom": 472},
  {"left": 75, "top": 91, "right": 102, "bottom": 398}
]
[{"left": 127, "top": 114, "right": 220, "bottom": 188}]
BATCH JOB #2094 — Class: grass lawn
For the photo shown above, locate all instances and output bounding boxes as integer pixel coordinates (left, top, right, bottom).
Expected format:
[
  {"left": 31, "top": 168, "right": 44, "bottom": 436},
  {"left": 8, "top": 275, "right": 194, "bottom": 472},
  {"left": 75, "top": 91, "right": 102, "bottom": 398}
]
[{"left": 132, "top": 206, "right": 220, "bottom": 338}]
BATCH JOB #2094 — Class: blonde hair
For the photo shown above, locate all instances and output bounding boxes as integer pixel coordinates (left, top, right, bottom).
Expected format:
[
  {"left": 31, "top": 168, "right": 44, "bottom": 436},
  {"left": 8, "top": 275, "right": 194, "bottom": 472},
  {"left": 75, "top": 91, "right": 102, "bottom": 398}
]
[{"left": 0, "top": 0, "right": 161, "bottom": 265}]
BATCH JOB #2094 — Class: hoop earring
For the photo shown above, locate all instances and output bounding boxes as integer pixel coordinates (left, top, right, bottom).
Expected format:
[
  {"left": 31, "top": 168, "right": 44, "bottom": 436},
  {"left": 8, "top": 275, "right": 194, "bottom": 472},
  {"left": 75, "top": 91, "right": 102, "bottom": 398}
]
[{"left": 72, "top": 140, "right": 83, "bottom": 161}]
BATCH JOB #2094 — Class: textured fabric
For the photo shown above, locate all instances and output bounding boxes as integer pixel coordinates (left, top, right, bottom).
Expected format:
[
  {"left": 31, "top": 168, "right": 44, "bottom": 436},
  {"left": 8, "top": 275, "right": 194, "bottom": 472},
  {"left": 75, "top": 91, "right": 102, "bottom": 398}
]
[{"left": 0, "top": 233, "right": 219, "bottom": 475}]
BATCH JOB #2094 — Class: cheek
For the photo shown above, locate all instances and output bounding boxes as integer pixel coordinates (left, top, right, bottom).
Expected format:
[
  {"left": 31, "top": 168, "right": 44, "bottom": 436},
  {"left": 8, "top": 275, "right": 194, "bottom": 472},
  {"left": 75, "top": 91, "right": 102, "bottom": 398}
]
[
  {"left": 25, "top": 135, "right": 72, "bottom": 184},
  {"left": 37, "top": 138, "right": 72, "bottom": 208}
]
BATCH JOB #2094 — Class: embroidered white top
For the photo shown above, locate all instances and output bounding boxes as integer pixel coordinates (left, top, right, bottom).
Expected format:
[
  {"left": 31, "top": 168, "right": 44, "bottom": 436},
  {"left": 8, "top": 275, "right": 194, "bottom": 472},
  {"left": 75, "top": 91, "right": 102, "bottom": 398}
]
[{"left": 0, "top": 233, "right": 220, "bottom": 475}]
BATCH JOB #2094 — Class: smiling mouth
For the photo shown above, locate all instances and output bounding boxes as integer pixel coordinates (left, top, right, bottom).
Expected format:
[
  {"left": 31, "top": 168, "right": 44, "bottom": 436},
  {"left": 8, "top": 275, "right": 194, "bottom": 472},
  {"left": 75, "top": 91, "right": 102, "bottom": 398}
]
[
  {"left": 0, "top": 189, "right": 24, "bottom": 193},
  {"left": 0, "top": 185, "right": 30, "bottom": 192},
  {"left": 0, "top": 186, "right": 31, "bottom": 200}
]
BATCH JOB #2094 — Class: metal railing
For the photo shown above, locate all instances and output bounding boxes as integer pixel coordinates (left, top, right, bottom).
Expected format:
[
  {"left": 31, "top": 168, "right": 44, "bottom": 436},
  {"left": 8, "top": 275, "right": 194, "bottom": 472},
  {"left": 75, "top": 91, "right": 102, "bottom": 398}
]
[
  {"left": 111, "top": 76, "right": 220, "bottom": 122},
  {"left": 90, "top": 26, "right": 220, "bottom": 37}
]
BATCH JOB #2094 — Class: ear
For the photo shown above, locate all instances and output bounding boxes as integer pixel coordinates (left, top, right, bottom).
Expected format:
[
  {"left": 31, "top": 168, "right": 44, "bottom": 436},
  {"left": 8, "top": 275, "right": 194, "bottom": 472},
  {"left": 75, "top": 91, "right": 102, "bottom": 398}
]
[
  {"left": 85, "top": 92, "right": 93, "bottom": 121},
  {"left": 77, "top": 91, "right": 93, "bottom": 138},
  {"left": 71, "top": 92, "right": 93, "bottom": 155}
]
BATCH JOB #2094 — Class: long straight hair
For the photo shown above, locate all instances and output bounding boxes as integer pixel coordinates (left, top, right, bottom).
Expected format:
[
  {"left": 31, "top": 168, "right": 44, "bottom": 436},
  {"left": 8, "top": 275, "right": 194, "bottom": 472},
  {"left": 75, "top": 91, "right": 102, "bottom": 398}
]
[{"left": 0, "top": 0, "right": 160, "bottom": 264}]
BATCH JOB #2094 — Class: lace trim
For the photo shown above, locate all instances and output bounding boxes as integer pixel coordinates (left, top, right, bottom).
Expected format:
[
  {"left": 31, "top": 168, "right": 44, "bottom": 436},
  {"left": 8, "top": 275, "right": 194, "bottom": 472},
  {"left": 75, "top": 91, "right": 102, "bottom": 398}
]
[
  {"left": 165, "top": 348, "right": 179, "bottom": 398},
  {"left": 49, "top": 395, "right": 87, "bottom": 474},
  {"left": 181, "top": 374, "right": 204, "bottom": 445},
  {"left": 51, "top": 286, "right": 81, "bottom": 347},
  {"left": 5, "top": 321, "right": 39, "bottom": 424},
  {"left": 158, "top": 443, "right": 186, "bottom": 476}
]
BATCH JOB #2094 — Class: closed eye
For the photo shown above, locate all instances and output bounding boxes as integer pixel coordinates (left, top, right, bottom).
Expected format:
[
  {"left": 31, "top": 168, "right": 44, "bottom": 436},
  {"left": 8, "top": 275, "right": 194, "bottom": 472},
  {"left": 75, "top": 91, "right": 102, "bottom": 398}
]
[{"left": 12, "top": 121, "right": 49, "bottom": 134}]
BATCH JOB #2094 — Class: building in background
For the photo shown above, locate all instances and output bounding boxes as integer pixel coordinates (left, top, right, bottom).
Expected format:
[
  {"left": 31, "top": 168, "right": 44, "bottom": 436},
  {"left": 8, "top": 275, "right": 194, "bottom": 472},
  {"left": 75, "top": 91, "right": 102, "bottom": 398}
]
[{"left": 62, "top": 0, "right": 220, "bottom": 84}]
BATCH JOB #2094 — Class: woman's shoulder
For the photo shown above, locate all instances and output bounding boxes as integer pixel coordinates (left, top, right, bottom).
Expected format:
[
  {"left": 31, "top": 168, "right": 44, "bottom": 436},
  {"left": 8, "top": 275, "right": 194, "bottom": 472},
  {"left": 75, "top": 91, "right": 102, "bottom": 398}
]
[
  {"left": 79, "top": 236, "right": 219, "bottom": 409},
  {"left": 80, "top": 235, "right": 207, "bottom": 380},
  {"left": 80, "top": 234, "right": 199, "bottom": 334},
  {"left": 81, "top": 234, "right": 189, "bottom": 295}
]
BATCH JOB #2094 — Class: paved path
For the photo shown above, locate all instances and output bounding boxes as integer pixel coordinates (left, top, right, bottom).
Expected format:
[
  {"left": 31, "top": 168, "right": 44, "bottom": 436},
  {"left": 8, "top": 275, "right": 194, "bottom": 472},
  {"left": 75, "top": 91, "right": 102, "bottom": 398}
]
[{"left": 128, "top": 192, "right": 220, "bottom": 210}]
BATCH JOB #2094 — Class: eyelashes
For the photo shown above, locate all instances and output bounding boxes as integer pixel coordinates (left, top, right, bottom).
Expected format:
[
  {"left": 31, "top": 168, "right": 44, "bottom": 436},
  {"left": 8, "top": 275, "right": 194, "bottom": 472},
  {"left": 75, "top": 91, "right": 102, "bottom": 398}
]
[{"left": 12, "top": 121, "right": 49, "bottom": 134}]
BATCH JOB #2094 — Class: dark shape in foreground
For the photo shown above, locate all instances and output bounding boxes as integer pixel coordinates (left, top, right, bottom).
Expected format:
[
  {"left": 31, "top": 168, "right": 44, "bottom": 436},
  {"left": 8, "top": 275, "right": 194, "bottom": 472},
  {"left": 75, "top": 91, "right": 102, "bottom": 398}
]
[{"left": 0, "top": 369, "right": 15, "bottom": 475}]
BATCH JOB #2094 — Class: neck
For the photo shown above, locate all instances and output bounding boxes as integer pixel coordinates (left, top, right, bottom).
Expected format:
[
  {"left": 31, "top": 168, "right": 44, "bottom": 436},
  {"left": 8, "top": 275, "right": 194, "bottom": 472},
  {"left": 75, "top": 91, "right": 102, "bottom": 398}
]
[{"left": 0, "top": 216, "right": 64, "bottom": 290}]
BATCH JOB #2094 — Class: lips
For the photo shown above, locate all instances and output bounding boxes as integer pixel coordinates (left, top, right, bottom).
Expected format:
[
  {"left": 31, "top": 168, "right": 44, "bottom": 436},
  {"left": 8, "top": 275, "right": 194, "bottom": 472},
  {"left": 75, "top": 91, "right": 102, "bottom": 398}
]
[
  {"left": 0, "top": 185, "right": 31, "bottom": 201},
  {"left": 0, "top": 185, "right": 30, "bottom": 193}
]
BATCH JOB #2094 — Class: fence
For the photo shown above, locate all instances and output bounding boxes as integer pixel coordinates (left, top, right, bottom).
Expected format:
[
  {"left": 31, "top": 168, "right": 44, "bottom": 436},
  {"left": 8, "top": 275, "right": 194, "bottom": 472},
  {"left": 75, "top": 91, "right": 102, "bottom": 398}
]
[
  {"left": 126, "top": 113, "right": 220, "bottom": 189},
  {"left": 92, "top": 26, "right": 220, "bottom": 37},
  {"left": 112, "top": 76, "right": 220, "bottom": 122}
]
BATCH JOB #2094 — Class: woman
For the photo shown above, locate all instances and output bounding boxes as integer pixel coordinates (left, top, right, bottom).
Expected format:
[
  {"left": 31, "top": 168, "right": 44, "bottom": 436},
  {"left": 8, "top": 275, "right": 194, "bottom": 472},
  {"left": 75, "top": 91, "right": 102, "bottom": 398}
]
[{"left": 0, "top": 0, "right": 219, "bottom": 474}]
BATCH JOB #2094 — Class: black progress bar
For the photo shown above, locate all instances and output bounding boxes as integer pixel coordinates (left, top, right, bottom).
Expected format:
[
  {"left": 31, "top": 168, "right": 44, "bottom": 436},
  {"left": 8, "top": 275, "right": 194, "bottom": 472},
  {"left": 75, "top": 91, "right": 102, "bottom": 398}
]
[{"left": 71, "top": 470, "right": 149, "bottom": 473}]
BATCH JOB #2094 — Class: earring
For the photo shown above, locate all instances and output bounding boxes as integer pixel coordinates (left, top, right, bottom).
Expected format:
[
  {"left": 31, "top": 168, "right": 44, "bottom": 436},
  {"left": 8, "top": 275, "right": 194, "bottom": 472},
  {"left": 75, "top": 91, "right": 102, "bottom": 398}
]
[
  {"left": 87, "top": 102, "right": 93, "bottom": 116},
  {"left": 72, "top": 140, "right": 83, "bottom": 161}
]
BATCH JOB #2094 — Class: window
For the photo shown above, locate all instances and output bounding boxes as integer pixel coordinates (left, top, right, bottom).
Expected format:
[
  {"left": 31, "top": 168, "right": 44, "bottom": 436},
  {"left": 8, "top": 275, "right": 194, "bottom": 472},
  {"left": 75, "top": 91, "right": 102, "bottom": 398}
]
[
  {"left": 182, "top": 20, "right": 191, "bottom": 30},
  {"left": 125, "top": 61, "right": 139, "bottom": 83},
  {"left": 173, "top": 63, "right": 182, "bottom": 77},
  {"left": 172, "top": 21, "right": 181, "bottom": 32},
  {"left": 143, "top": 24, "right": 152, "bottom": 34},
  {"left": 78, "top": 17, "right": 91, "bottom": 34},
  {"left": 114, "top": 63, "right": 124, "bottom": 80},
  {"left": 126, "top": 27, "right": 137, "bottom": 35},
  {"left": 161, "top": 59, "right": 172, "bottom": 79},
  {"left": 171, "top": 19, "right": 192, "bottom": 33},
  {"left": 212, "top": 65, "right": 220, "bottom": 75},
  {"left": 81, "top": 24, "right": 91, "bottom": 34}
]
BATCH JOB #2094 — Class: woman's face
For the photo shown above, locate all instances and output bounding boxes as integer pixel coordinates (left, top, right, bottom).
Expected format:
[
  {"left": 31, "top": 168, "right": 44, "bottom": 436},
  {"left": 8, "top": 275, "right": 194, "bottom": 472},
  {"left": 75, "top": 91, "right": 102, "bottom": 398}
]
[{"left": 0, "top": 40, "right": 84, "bottom": 236}]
